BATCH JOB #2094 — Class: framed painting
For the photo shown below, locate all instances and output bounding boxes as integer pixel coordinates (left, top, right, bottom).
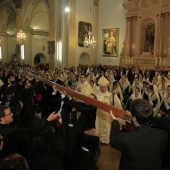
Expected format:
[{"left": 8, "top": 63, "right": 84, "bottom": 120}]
[
  {"left": 48, "top": 41, "right": 55, "bottom": 54},
  {"left": 78, "top": 21, "right": 92, "bottom": 47},
  {"left": 103, "top": 28, "right": 119, "bottom": 57}
]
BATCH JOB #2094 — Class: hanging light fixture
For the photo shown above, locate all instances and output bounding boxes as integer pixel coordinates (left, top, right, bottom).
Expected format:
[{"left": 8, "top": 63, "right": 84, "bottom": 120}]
[
  {"left": 83, "top": 27, "right": 96, "bottom": 48},
  {"left": 16, "top": 30, "right": 27, "bottom": 62},
  {"left": 17, "top": 29, "right": 27, "bottom": 44},
  {"left": 83, "top": 0, "right": 96, "bottom": 48}
]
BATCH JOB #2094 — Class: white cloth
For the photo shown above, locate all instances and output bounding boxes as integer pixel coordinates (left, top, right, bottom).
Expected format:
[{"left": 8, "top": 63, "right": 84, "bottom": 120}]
[{"left": 95, "top": 91, "right": 112, "bottom": 144}]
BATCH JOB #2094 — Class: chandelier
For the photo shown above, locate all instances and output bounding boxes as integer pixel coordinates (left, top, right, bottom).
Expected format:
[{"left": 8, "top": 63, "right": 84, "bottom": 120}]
[
  {"left": 83, "top": 27, "right": 96, "bottom": 48},
  {"left": 17, "top": 29, "right": 27, "bottom": 44}
]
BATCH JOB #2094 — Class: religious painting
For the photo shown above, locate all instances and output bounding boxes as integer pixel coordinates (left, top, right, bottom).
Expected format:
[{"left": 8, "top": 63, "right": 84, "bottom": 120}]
[
  {"left": 78, "top": 21, "right": 92, "bottom": 47},
  {"left": 103, "top": 28, "right": 119, "bottom": 57},
  {"left": 48, "top": 41, "right": 55, "bottom": 54}
]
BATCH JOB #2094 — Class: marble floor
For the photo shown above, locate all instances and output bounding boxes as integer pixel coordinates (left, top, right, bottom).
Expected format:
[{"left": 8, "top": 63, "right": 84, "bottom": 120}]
[{"left": 97, "top": 144, "right": 121, "bottom": 170}]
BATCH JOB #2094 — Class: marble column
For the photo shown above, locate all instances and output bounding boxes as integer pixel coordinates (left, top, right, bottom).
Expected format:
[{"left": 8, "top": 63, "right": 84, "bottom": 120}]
[
  {"left": 92, "top": 0, "right": 99, "bottom": 65},
  {"left": 157, "top": 13, "right": 164, "bottom": 58},
  {"left": 125, "top": 17, "right": 132, "bottom": 57},
  {"left": 13, "top": 0, "right": 23, "bottom": 63},
  {"left": 13, "top": 0, "right": 22, "bottom": 33},
  {"left": 0, "top": 33, "right": 8, "bottom": 63},
  {"left": 61, "top": 0, "right": 69, "bottom": 69},
  {"left": 167, "top": 13, "right": 170, "bottom": 58},
  {"left": 68, "top": 0, "right": 76, "bottom": 67},
  {"left": 48, "top": 0, "right": 57, "bottom": 70},
  {"left": 135, "top": 16, "right": 142, "bottom": 56},
  {"left": 23, "top": 27, "right": 32, "bottom": 65}
]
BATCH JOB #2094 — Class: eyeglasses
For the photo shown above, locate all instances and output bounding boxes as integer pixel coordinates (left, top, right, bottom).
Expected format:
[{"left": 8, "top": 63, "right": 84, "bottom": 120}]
[
  {"left": 5, "top": 112, "right": 12, "bottom": 116},
  {"left": 80, "top": 76, "right": 85, "bottom": 78}
]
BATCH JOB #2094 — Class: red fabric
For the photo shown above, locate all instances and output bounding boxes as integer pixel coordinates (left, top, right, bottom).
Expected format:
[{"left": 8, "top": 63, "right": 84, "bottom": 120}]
[
  {"left": 34, "top": 93, "right": 42, "bottom": 100},
  {"left": 56, "top": 116, "right": 61, "bottom": 126},
  {"left": 122, "top": 122, "right": 135, "bottom": 132}
]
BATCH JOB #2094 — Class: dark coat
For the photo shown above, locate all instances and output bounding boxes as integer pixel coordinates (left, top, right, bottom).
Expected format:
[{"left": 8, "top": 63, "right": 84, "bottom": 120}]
[
  {"left": 110, "top": 120, "right": 168, "bottom": 170},
  {"left": 150, "top": 117, "right": 170, "bottom": 170},
  {"left": 70, "top": 99, "right": 97, "bottom": 131},
  {"left": 0, "top": 123, "right": 31, "bottom": 158}
]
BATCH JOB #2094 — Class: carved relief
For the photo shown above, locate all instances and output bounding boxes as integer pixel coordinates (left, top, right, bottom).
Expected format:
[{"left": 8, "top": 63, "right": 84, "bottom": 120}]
[{"left": 140, "top": 0, "right": 159, "bottom": 9}]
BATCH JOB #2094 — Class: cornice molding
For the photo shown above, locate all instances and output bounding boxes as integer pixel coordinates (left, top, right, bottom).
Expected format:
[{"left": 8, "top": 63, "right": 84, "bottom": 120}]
[{"left": 123, "top": 0, "right": 170, "bottom": 16}]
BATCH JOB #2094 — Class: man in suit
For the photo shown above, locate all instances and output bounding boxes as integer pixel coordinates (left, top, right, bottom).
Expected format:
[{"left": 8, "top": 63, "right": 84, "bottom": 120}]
[
  {"left": 68, "top": 93, "right": 97, "bottom": 131},
  {"left": 0, "top": 105, "right": 59, "bottom": 159},
  {"left": 110, "top": 99, "right": 168, "bottom": 170}
]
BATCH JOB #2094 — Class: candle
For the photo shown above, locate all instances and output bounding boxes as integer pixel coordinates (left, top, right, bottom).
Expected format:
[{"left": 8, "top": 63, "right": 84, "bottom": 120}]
[
  {"left": 155, "top": 57, "right": 157, "bottom": 66},
  {"left": 160, "top": 57, "right": 162, "bottom": 66}
]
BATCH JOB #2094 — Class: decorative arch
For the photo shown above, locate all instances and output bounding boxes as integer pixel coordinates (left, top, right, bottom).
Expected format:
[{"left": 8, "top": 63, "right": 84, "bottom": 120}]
[
  {"left": 141, "top": 18, "right": 155, "bottom": 53},
  {"left": 34, "top": 53, "right": 46, "bottom": 65},
  {"left": 0, "top": 6, "right": 16, "bottom": 32},
  {"left": 140, "top": 15, "right": 158, "bottom": 55},
  {"left": 79, "top": 53, "right": 90, "bottom": 65},
  {"left": 22, "top": 0, "right": 49, "bottom": 29}
]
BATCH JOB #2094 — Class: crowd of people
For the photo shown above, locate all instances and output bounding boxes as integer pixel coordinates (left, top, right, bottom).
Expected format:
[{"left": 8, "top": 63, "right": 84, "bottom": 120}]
[{"left": 0, "top": 62, "right": 169, "bottom": 169}]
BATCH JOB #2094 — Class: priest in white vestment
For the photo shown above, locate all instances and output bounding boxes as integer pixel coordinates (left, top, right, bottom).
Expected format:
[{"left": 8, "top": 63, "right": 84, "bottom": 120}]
[{"left": 95, "top": 76, "right": 123, "bottom": 144}]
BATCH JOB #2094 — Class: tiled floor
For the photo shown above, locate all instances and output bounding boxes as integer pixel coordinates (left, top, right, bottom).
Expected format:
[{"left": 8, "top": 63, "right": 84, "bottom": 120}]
[{"left": 97, "top": 144, "right": 121, "bottom": 170}]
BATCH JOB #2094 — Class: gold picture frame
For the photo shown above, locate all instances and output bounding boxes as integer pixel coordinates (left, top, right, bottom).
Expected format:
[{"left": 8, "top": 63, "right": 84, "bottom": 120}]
[
  {"left": 103, "top": 28, "right": 119, "bottom": 57},
  {"left": 78, "top": 21, "right": 92, "bottom": 47}
]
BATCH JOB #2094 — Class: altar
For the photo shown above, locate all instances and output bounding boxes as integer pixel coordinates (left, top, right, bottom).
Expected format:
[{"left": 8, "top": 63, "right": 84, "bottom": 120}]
[{"left": 120, "top": 0, "right": 170, "bottom": 68}]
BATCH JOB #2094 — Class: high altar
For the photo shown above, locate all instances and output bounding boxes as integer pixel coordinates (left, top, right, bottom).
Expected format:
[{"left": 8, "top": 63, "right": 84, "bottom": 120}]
[{"left": 120, "top": 0, "right": 170, "bottom": 69}]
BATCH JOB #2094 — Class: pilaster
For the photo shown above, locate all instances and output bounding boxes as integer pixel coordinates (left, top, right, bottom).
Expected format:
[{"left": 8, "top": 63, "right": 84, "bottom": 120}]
[
  {"left": 125, "top": 17, "right": 132, "bottom": 57},
  {"left": 48, "top": 0, "right": 57, "bottom": 70},
  {"left": 93, "top": 0, "right": 99, "bottom": 65},
  {"left": 68, "top": 0, "right": 76, "bottom": 67}
]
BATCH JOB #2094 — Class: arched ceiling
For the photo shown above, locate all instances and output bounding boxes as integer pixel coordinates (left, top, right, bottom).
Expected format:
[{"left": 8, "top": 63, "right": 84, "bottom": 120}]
[{"left": 0, "top": 0, "right": 12, "bottom": 6}]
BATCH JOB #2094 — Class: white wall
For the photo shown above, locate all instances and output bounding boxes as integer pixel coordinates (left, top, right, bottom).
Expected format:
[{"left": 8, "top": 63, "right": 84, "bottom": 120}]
[{"left": 98, "top": 0, "right": 126, "bottom": 65}]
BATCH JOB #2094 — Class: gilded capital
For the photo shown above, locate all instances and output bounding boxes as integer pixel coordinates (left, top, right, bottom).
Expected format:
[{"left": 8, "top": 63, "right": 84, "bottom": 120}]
[
  {"left": 126, "top": 17, "right": 132, "bottom": 22},
  {"left": 94, "top": 0, "right": 99, "bottom": 7}
]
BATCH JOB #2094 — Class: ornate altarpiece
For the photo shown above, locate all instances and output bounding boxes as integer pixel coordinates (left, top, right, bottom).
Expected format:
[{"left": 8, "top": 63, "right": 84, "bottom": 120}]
[{"left": 121, "top": 0, "right": 170, "bottom": 67}]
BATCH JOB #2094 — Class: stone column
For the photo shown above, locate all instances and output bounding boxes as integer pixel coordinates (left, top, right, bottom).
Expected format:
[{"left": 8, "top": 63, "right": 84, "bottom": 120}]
[
  {"left": 154, "top": 14, "right": 165, "bottom": 58},
  {"left": 68, "top": 0, "right": 76, "bottom": 67},
  {"left": 168, "top": 28, "right": 170, "bottom": 58},
  {"left": 0, "top": 33, "right": 8, "bottom": 63},
  {"left": 125, "top": 17, "right": 132, "bottom": 57},
  {"left": 13, "top": 0, "right": 22, "bottom": 33},
  {"left": 167, "top": 13, "right": 170, "bottom": 59},
  {"left": 48, "top": 0, "right": 57, "bottom": 70},
  {"left": 61, "top": 0, "right": 68, "bottom": 69},
  {"left": 23, "top": 27, "right": 32, "bottom": 65},
  {"left": 13, "top": 0, "right": 23, "bottom": 64},
  {"left": 93, "top": 0, "right": 99, "bottom": 65},
  {"left": 135, "top": 16, "right": 142, "bottom": 56}
]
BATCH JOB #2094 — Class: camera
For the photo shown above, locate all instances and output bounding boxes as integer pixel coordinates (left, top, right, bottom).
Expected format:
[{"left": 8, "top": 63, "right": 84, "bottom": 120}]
[{"left": 0, "top": 135, "right": 4, "bottom": 142}]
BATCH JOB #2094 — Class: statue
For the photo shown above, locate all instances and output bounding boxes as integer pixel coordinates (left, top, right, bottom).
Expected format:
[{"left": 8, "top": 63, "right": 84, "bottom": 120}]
[{"left": 144, "top": 23, "right": 155, "bottom": 54}]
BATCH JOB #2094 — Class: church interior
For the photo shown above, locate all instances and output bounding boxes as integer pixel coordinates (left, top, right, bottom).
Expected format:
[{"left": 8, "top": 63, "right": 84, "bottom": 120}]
[
  {"left": 0, "top": 0, "right": 170, "bottom": 170},
  {"left": 0, "top": 0, "right": 169, "bottom": 70}
]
